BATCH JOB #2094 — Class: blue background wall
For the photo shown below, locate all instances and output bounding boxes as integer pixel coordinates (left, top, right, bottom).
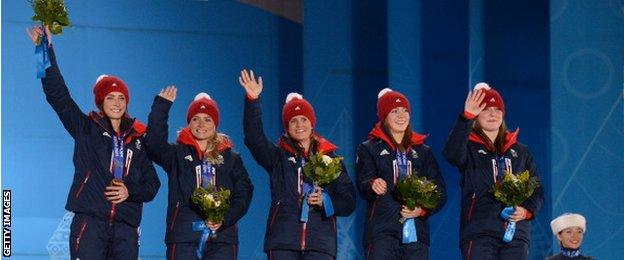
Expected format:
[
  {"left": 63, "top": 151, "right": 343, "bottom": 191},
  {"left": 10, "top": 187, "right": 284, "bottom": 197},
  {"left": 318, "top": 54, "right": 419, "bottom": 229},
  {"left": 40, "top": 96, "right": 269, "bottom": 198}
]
[
  {"left": 550, "top": 0, "right": 624, "bottom": 258},
  {"left": 2, "top": 0, "right": 623, "bottom": 259}
]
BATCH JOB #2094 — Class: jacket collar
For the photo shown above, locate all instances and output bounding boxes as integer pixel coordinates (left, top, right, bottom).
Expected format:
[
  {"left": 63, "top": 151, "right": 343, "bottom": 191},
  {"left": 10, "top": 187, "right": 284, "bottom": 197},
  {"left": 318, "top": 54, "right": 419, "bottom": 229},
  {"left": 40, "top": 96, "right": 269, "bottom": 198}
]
[
  {"left": 176, "top": 128, "right": 232, "bottom": 159},
  {"left": 278, "top": 133, "right": 337, "bottom": 157},
  {"left": 89, "top": 111, "right": 146, "bottom": 144},
  {"left": 367, "top": 121, "right": 427, "bottom": 151},
  {"left": 468, "top": 128, "right": 519, "bottom": 153}
]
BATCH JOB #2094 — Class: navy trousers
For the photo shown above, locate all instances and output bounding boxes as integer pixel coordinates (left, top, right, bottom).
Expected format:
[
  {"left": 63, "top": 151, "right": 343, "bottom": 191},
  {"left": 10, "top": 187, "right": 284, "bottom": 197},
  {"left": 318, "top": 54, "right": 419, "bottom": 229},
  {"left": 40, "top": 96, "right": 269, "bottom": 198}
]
[{"left": 69, "top": 213, "right": 139, "bottom": 259}]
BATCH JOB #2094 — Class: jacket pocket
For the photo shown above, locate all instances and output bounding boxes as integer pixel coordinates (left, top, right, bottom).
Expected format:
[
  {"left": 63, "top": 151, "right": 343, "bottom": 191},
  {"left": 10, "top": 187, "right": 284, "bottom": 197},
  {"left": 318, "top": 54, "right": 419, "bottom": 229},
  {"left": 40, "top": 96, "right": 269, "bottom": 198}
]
[
  {"left": 467, "top": 192, "right": 476, "bottom": 221},
  {"left": 369, "top": 199, "right": 377, "bottom": 221},
  {"left": 75, "top": 171, "right": 91, "bottom": 198},
  {"left": 169, "top": 201, "right": 180, "bottom": 231},
  {"left": 74, "top": 218, "right": 88, "bottom": 254},
  {"left": 269, "top": 201, "right": 281, "bottom": 229}
]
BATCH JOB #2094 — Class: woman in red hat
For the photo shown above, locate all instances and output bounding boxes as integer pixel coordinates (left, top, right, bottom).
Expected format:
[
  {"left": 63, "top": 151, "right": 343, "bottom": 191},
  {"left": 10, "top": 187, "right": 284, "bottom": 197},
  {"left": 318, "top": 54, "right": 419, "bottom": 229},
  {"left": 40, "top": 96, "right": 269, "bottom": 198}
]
[
  {"left": 239, "top": 69, "right": 356, "bottom": 259},
  {"left": 356, "top": 88, "right": 447, "bottom": 259},
  {"left": 145, "top": 86, "right": 253, "bottom": 259},
  {"left": 443, "top": 83, "right": 544, "bottom": 260},
  {"left": 28, "top": 26, "right": 160, "bottom": 259}
]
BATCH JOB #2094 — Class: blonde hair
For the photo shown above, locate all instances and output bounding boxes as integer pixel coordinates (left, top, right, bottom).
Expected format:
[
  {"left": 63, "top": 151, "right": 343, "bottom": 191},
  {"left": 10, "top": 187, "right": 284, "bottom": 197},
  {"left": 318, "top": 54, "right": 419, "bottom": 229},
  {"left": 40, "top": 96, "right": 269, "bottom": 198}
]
[{"left": 204, "top": 133, "right": 229, "bottom": 164}]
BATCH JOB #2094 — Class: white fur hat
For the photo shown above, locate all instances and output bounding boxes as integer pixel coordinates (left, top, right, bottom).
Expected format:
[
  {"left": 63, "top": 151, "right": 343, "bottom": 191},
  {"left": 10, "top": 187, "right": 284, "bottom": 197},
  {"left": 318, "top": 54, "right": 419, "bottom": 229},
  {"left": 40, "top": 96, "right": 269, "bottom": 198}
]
[{"left": 550, "top": 213, "right": 586, "bottom": 235}]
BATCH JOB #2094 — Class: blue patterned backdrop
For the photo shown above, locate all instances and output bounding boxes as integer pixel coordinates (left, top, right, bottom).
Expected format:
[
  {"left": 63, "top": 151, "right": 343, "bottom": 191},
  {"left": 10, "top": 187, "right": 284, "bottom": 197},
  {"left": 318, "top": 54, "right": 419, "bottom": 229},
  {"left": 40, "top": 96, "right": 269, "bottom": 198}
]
[{"left": 550, "top": 0, "right": 624, "bottom": 259}]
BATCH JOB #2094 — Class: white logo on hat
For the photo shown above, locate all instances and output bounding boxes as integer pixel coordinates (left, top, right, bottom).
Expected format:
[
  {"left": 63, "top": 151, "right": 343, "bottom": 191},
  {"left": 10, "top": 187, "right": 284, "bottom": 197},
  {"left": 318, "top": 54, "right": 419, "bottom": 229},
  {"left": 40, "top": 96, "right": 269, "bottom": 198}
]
[
  {"left": 200, "top": 105, "right": 206, "bottom": 109},
  {"left": 112, "top": 83, "right": 117, "bottom": 87},
  {"left": 295, "top": 106, "right": 301, "bottom": 111},
  {"left": 395, "top": 98, "right": 401, "bottom": 103},
  {"left": 490, "top": 98, "right": 496, "bottom": 102}
]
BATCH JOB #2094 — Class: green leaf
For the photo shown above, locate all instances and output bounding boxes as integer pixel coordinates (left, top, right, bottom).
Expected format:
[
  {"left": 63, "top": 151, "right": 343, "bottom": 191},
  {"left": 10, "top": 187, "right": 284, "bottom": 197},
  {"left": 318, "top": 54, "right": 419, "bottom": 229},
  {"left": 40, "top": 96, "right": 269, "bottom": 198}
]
[
  {"left": 191, "top": 185, "right": 231, "bottom": 222},
  {"left": 303, "top": 152, "right": 343, "bottom": 186},
  {"left": 395, "top": 173, "right": 442, "bottom": 210},
  {"left": 491, "top": 170, "right": 540, "bottom": 206}
]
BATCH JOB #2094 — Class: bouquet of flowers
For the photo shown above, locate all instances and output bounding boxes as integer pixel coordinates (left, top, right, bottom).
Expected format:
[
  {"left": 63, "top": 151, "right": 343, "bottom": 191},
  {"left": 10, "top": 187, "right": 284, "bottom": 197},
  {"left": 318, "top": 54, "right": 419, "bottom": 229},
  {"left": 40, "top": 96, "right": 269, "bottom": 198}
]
[
  {"left": 299, "top": 152, "right": 342, "bottom": 222},
  {"left": 492, "top": 170, "right": 540, "bottom": 242},
  {"left": 30, "top": 0, "right": 70, "bottom": 36},
  {"left": 30, "top": 0, "right": 70, "bottom": 78},
  {"left": 395, "top": 174, "right": 443, "bottom": 213},
  {"left": 493, "top": 170, "right": 539, "bottom": 206},
  {"left": 394, "top": 173, "right": 442, "bottom": 244},
  {"left": 303, "top": 152, "right": 343, "bottom": 186},
  {"left": 191, "top": 185, "right": 231, "bottom": 237},
  {"left": 190, "top": 185, "right": 230, "bottom": 258}
]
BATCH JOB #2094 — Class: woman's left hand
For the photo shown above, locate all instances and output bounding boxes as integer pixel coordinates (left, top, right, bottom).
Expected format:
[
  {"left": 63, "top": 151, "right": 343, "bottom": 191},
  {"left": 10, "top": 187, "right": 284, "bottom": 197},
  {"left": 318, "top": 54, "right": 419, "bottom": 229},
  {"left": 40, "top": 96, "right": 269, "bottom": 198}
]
[
  {"left": 105, "top": 179, "right": 129, "bottom": 204},
  {"left": 400, "top": 205, "right": 423, "bottom": 219},
  {"left": 509, "top": 206, "right": 528, "bottom": 222},
  {"left": 307, "top": 186, "right": 324, "bottom": 206}
]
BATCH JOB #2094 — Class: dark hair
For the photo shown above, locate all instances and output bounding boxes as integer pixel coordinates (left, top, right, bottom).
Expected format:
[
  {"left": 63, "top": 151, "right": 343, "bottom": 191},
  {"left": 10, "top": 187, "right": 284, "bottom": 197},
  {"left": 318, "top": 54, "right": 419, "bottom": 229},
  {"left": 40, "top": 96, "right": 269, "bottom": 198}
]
[
  {"left": 382, "top": 123, "right": 413, "bottom": 152},
  {"left": 473, "top": 120, "right": 508, "bottom": 154},
  {"left": 283, "top": 132, "right": 318, "bottom": 157}
]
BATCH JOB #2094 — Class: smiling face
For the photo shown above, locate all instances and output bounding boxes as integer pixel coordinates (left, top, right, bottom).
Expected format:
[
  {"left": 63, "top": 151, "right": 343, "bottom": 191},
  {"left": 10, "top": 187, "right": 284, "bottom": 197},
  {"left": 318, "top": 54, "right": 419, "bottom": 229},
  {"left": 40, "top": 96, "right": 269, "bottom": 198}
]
[
  {"left": 101, "top": 91, "right": 127, "bottom": 119},
  {"left": 188, "top": 113, "right": 216, "bottom": 141},
  {"left": 557, "top": 226, "right": 584, "bottom": 249},
  {"left": 287, "top": 115, "right": 312, "bottom": 143},
  {"left": 476, "top": 106, "right": 504, "bottom": 132},
  {"left": 384, "top": 107, "right": 410, "bottom": 134}
]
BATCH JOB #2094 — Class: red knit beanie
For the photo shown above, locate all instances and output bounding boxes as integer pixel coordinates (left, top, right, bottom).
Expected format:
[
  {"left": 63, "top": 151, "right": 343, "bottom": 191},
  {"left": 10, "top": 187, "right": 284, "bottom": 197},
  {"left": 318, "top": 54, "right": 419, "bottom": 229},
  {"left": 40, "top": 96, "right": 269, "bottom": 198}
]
[
  {"left": 474, "top": 82, "right": 505, "bottom": 114},
  {"left": 186, "top": 93, "right": 220, "bottom": 127},
  {"left": 282, "top": 92, "right": 316, "bottom": 128},
  {"left": 377, "top": 88, "right": 411, "bottom": 122},
  {"left": 93, "top": 74, "right": 129, "bottom": 109}
]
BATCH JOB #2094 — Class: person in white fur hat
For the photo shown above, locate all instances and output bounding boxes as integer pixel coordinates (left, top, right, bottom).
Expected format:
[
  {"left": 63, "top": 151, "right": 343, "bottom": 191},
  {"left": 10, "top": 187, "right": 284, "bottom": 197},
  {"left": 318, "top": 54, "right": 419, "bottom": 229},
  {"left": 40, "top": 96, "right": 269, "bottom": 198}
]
[{"left": 547, "top": 213, "right": 593, "bottom": 260}]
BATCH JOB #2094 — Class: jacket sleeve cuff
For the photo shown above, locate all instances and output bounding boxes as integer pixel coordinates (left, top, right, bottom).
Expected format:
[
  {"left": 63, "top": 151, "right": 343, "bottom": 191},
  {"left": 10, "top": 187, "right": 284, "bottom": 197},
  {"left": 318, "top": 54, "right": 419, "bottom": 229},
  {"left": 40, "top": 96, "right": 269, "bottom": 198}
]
[
  {"left": 463, "top": 111, "right": 477, "bottom": 120},
  {"left": 246, "top": 94, "right": 258, "bottom": 101},
  {"left": 524, "top": 209, "right": 534, "bottom": 220},
  {"left": 125, "top": 183, "right": 139, "bottom": 201}
]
